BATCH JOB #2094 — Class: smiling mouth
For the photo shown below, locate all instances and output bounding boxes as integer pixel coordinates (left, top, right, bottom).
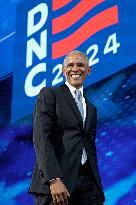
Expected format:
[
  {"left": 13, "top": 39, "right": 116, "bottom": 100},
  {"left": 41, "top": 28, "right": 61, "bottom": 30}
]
[{"left": 71, "top": 74, "right": 81, "bottom": 79}]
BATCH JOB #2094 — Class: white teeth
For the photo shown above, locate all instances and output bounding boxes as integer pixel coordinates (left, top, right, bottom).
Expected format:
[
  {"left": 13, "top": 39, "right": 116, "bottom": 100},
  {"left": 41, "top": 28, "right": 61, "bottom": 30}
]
[{"left": 71, "top": 74, "right": 80, "bottom": 78}]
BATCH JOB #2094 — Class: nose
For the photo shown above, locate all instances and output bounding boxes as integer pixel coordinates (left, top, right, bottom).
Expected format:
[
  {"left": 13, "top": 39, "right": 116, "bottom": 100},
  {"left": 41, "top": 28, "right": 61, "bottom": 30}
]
[{"left": 72, "top": 64, "right": 79, "bottom": 71}]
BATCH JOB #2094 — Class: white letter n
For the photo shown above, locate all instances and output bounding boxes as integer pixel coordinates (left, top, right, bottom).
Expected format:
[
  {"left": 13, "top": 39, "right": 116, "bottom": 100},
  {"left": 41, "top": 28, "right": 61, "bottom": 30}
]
[{"left": 26, "top": 29, "right": 47, "bottom": 68}]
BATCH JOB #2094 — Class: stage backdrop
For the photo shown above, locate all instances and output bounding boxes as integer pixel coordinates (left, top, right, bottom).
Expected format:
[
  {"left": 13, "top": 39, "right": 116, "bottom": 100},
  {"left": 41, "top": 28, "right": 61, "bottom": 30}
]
[{"left": 0, "top": 0, "right": 136, "bottom": 205}]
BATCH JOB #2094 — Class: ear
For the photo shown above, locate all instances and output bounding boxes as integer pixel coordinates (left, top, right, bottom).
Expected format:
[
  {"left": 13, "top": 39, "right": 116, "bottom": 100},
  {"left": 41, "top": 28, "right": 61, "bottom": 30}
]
[
  {"left": 62, "top": 66, "right": 66, "bottom": 76},
  {"left": 87, "top": 66, "right": 91, "bottom": 75},
  {"left": 62, "top": 66, "right": 64, "bottom": 70}
]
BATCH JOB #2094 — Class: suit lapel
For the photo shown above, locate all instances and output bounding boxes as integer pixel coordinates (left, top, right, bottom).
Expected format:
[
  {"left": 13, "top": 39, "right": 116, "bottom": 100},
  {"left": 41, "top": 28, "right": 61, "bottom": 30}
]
[
  {"left": 84, "top": 97, "right": 93, "bottom": 134},
  {"left": 60, "top": 84, "right": 83, "bottom": 130}
]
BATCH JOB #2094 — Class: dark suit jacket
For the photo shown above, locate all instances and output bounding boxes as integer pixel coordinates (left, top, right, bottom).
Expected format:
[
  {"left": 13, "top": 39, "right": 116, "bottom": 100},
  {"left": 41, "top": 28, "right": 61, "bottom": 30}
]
[{"left": 29, "top": 84, "right": 105, "bottom": 202}]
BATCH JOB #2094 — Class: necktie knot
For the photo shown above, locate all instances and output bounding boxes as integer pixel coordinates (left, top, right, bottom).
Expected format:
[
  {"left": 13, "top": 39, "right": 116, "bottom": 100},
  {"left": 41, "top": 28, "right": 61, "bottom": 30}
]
[
  {"left": 74, "top": 89, "right": 84, "bottom": 121},
  {"left": 75, "top": 89, "right": 82, "bottom": 101}
]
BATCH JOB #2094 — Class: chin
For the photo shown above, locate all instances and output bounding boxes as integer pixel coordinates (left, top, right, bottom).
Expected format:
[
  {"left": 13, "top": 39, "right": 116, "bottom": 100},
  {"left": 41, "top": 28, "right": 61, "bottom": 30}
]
[{"left": 72, "top": 83, "right": 82, "bottom": 88}]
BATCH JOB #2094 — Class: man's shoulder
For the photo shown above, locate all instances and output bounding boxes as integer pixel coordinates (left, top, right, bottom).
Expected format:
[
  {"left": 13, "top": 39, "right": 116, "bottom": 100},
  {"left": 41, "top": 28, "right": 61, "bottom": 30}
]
[
  {"left": 39, "top": 84, "right": 64, "bottom": 95},
  {"left": 89, "top": 100, "right": 96, "bottom": 109},
  {"left": 85, "top": 96, "right": 97, "bottom": 111}
]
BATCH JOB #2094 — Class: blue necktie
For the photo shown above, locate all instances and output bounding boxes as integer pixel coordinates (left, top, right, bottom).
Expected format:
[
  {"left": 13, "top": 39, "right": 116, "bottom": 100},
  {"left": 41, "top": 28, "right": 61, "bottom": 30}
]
[{"left": 75, "top": 89, "right": 87, "bottom": 164}]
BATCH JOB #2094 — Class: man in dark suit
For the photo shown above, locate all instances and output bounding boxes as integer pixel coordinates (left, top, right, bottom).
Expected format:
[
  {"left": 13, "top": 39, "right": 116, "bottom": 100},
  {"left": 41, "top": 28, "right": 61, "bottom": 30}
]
[{"left": 29, "top": 50, "right": 105, "bottom": 205}]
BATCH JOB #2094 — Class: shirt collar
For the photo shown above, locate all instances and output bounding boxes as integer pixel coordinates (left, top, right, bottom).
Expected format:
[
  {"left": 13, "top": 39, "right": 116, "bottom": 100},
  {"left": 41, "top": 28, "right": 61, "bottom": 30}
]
[{"left": 65, "top": 81, "right": 83, "bottom": 97}]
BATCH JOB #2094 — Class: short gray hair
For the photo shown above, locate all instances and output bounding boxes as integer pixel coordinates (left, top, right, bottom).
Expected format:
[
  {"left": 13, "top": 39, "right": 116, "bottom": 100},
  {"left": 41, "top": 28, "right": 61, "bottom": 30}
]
[{"left": 63, "top": 50, "right": 89, "bottom": 66}]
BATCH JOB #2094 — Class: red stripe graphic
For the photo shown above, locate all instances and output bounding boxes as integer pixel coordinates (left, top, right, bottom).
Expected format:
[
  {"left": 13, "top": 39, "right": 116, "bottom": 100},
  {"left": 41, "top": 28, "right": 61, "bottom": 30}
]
[
  {"left": 53, "top": 0, "right": 72, "bottom": 11},
  {"left": 53, "top": 0, "right": 105, "bottom": 34},
  {"left": 52, "top": 6, "right": 118, "bottom": 59}
]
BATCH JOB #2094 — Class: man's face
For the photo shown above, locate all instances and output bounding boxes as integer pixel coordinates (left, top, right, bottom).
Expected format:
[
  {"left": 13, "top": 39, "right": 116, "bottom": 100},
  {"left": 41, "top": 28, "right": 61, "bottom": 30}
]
[{"left": 62, "top": 54, "right": 91, "bottom": 88}]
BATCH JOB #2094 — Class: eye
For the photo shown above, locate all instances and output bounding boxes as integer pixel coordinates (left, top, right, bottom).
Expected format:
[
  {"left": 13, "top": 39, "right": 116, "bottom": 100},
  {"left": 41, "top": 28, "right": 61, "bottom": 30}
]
[
  {"left": 67, "top": 63, "right": 74, "bottom": 68},
  {"left": 77, "top": 63, "right": 84, "bottom": 67}
]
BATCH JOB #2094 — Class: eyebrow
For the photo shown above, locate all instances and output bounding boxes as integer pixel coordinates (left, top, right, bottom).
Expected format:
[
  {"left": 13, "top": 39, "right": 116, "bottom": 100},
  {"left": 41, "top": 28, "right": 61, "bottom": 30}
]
[{"left": 67, "top": 62, "right": 85, "bottom": 66}]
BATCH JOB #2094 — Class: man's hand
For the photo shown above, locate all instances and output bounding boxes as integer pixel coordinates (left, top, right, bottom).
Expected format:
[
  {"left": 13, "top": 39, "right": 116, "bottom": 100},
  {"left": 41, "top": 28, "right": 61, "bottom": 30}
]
[{"left": 50, "top": 178, "right": 70, "bottom": 205}]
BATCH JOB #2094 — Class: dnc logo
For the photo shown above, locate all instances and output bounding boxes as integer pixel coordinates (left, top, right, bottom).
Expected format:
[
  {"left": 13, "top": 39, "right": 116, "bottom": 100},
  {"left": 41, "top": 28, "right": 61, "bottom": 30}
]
[{"left": 25, "top": 0, "right": 119, "bottom": 96}]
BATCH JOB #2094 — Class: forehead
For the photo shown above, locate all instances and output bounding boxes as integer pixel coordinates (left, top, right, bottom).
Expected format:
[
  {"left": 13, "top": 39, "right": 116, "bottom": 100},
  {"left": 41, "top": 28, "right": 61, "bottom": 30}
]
[{"left": 65, "top": 54, "right": 86, "bottom": 64}]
